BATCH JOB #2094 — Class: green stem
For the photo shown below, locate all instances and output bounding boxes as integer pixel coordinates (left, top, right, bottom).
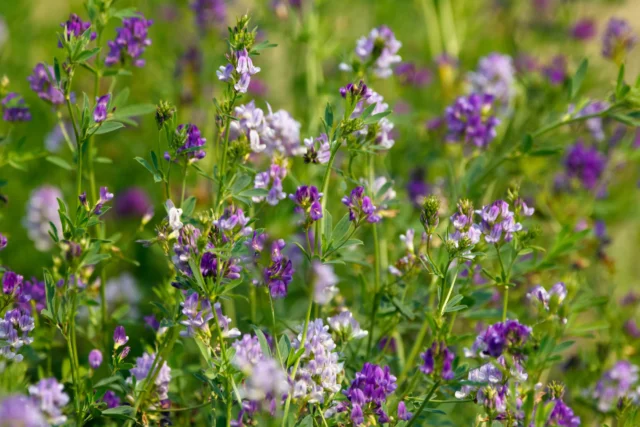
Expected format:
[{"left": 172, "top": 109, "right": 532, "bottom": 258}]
[
  {"left": 67, "top": 291, "right": 83, "bottom": 426},
  {"left": 531, "top": 108, "right": 614, "bottom": 139},
  {"left": 215, "top": 117, "right": 231, "bottom": 211},
  {"left": 181, "top": 165, "right": 189, "bottom": 207},
  {"left": 502, "top": 286, "right": 509, "bottom": 322},
  {"left": 268, "top": 293, "right": 283, "bottom": 366},
  {"left": 281, "top": 291, "right": 314, "bottom": 426},
  {"left": 406, "top": 380, "right": 441, "bottom": 427},
  {"left": 399, "top": 313, "right": 430, "bottom": 385},
  {"left": 366, "top": 154, "right": 382, "bottom": 356},
  {"left": 317, "top": 140, "right": 342, "bottom": 255}
]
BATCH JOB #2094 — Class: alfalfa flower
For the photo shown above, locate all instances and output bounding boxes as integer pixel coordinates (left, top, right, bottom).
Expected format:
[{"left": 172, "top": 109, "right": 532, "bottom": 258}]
[
  {"left": 27, "top": 64, "right": 64, "bottom": 105},
  {"left": 602, "top": 18, "right": 637, "bottom": 63},
  {"left": 105, "top": 14, "right": 153, "bottom": 68},
  {"left": 2, "top": 93, "right": 31, "bottom": 122},
  {"left": 445, "top": 93, "right": 500, "bottom": 148}
]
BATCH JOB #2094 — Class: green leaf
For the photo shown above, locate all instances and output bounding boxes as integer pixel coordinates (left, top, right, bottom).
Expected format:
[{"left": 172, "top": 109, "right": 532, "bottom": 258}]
[
  {"left": 114, "top": 104, "right": 156, "bottom": 118},
  {"left": 332, "top": 214, "right": 351, "bottom": 245},
  {"left": 102, "top": 406, "right": 135, "bottom": 420},
  {"left": 521, "top": 134, "right": 533, "bottom": 153},
  {"left": 391, "top": 297, "right": 415, "bottom": 320},
  {"left": 134, "top": 157, "right": 162, "bottom": 182},
  {"left": 324, "top": 103, "right": 334, "bottom": 130},
  {"left": 94, "top": 122, "right": 124, "bottom": 135},
  {"left": 362, "top": 110, "right": 391, "bottom": 125},
  {"left": 46, "top": 156, "right": 73, "bottom": 171},
  {"left": 253, "top": 328, "right": 272, "bottom": 358},
  {"left": 238, "top": 188, "right": 268, "bottom": 198},
  {"left": 182, "top": 196, "right": 197, "bottom": 217},
  {"left": 230, "top": 174, "right": 252, "bottom": 194},
  {"left": 111, "top": 8, "right": 139, "bottom": 20},
  {"left": 568, "top": 58, "right": 588, "bottom": 100},
  {"left": 75, "top": 47, "right": 101, "bottom": 63}
]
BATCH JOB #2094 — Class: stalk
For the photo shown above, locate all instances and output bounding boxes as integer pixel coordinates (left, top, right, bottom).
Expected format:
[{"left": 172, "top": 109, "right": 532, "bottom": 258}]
[
  {"left": 406, "top": 380, "right": 441, "bottom": 427},
  {"left": 366, "top": 154, "right": 382, "bottom": 355}
]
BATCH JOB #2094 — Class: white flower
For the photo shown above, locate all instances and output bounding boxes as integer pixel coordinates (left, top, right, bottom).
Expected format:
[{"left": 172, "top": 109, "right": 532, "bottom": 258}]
[{"left": 166, "top": 200, "right": 183, "bottom": 231}]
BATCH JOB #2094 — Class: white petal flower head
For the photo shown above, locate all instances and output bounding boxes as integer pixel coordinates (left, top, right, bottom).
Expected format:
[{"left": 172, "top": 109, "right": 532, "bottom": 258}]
[{"left": 166, "top": 200, "right": 183, "bottom": 231}]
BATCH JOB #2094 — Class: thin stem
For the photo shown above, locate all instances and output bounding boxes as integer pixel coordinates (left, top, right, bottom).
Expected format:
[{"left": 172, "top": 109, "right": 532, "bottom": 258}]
[
  {"left": 531, "top": 107, "right": 613, "bottom": 139},
  {"left": 215, "top": 117, "right": 231, "bottom": 211},
  {"left": 268, "top": 293, "right": 283, "bottom": 366},
  {"left": 181, "top": 165, "right": 189, "bottom": 207},
  {"left": 316, "top": 140, "right": 342, "bottom": 255},
  {"left": 281, "top": 291, "right": 314, "bottom": 426},
  {"left": 502, "top": 286, "right": 509, "bottom": 322},
  {"left": 399, "top": 314, "right": 430, "bottom": 385},
  {"left": 67, "top": 291, "right": 83, "bottom": 426},
  {"left": 406, "top": 380, "right": 441, "bottom": 427},
  {"left": 366, "top": 154, "right": 382, "bottom": 356}
]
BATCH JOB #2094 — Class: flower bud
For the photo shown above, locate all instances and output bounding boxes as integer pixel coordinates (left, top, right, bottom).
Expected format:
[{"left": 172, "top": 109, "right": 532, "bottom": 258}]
[
  {"left": 420, "top": 195, "right": 440, "bottom": 233},
  {"left": 155, "top": 100, "right": 176, "bottom": 130}
]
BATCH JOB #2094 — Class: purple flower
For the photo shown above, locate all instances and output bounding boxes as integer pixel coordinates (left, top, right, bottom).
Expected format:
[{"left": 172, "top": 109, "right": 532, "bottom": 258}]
[
  {"left": 114, "top": 187, "right": 152, "bottom": 218},
  {"left": 445, "top": 93, "right": 500, "bottom": 148},
  {"left": 450, "top": 200, "right": 482, "bottom": 247},
  {"left": 303, "top": 133, "right": 331, "bottom": 164},
  {"left": 93, "top": 94, "right": 110, "bottom": 123},
  {"left": 144, "top": 315, "right": 160, "bottom": 331},
  {"left": 88, "top": 349, "right": 103, "bottom": 369},
  {"left": 105, "top": 14, "right": 153, "bottom": 68},
  {"left": 28, "top": 378, "right": 70, "bottom": 426},
  {"left": 263, "top": 105, "right": 302, "bottom": 156},
  {"left": 113, "top": 325, "right": 128, "bottom": 349},
  {"left": 548, "top": 398, "right": 581, "bottom": 427},
  {"left": 341, "top": 186, "right": 381, "bottom": 225},
  {"left": 328, "top": 310, "right": 367, "bottom": 341},
  {"left": 27, "top": 64, "right": 64, "bottom": 105},
  {"left": 467, "top": 53, "right": 515, "bottom": 106},
  {"left": 0, "top": 233, "right": 6, "bottom": 250},
  {"left": 232, "top": 334, "right": 265, "bottom": 372},
  {"left": 527, "top": 282, "right": 567, "bottom": 311},
  {"left": 468, "top": 319, "right": 532, "bottom": 358},
  {"left": 0, "top": 394, "right": 47, "bottom": 426},
  {"left": 180, "top": 292, "right": 213, "bottom": 337},
  {"left": 263, "top": 240, "right": 294, "bottom": 298},
  {"left": 17, "top": 278, "right": 46, "bottom": 314},
  {"left": 2, "top": 93, "right": 31, "bottom": 122},
  {"left": 59, "top": 13, "right": 95, "bottom": 46},
  {"left": 395, "top": 62, "right": 432, "bottom": 87},
  {"left": 564, "top": 140, "right": 606, "bottom": 190},
  {"left": 477, "top": 199, "right": 525, "bottom": 244},
  {"left": 571, "top": 19, "right": 597, "bottom": 41},
  {"left": 354, "top": 26, "right": 402, "bottom": 78},
  {"left": 350, "top": 88, "right": 395, "bottom": 149},
  {"left": 290, "top": 185, "right": 323, "bottom": 225},
  {"left": 129, "top": 352, "right": 172, "bottom": 400},
  {"left": 254, "top": 161, "right": 288, "bottom": 205},
  {"left": 542, "top": 55, "right": 568, "bottom": 86},
  {"left": 312, "top": 261, "right": 338, "bottom": 305},
  {"left": 0, "top": 308, "right": 35, "bottom": 361},
  {"left": 397, "top": 401, "right": 412, "bottom": 421},
  {"left": 455, "top": 362, "right": 507, "bottom": 414},
  {"left": 340, "top": 363, "right": 398, "bottom": 424},
  {"left": 191, "top": 0, "right": 226, "bottom": 33},
  {"left": 602, "top": 18, "right": 637, "bottom": 62},
  {"left": 172, "top": 224, "right": 201, "bottom": 276},
  {"left": 3, "top": 271, "right": 23, "bottom": 295},
  {"left": 230, "top": 101, "right": 268, "bottom": 153},
  {"left": 592, "top": 361, "right": 639, "bottom": 412},
  {"left": 246, "top": 230, "right": 267, "bottom": 255},
  {"left": 93, "top": 186, "right": 114, "bottom": 215},
  {"left": 236, "top": 48, "right": 261, "bottom": 76},
  {"left": 23, "top": 185, "right": 63, "bottom": 251},
  {"left": 217, "top": 63, "right": 234, "bottom": 81},
  {"left": 420, "top": 341, "right": 455, "bottom": 380},
  {"left": 407, "top": 168, "right": 429, "bottom": 206},
  {"left": 101, "top": 390, "right": 121, "bottom": 409},
  {"left": 170, "top": 123, "right": 206, "bottom": 162}
]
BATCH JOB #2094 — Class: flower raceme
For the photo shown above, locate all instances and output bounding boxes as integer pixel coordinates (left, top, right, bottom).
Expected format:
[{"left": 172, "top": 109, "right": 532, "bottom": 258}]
[{"left": 342, "top": 186, "right": 381, "bottom": 225}]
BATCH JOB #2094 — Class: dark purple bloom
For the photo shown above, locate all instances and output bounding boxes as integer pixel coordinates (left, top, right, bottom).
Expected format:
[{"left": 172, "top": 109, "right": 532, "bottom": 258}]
[
  {"left": 27, "top": 64, "right": 64, "bottom": 105},
  {"left": 113, "top": 325, "right": 128, "bottom": 348},
  {"left": 93, "top": 186, "right": 114, "bottom": 215},
  {"left": 407, "top": 168, "right": 429, "bottom": 206},
  {"left": 17, "top": 278, "right": 46, "bottom": 313},
  {"left": 105, "top": 14, "right": 153, "bottom": 68},
  {"left": 341, "top": 186, "right": 381, "bottom": 225},
  {"left": 88, "top": 349, "right": 103, "bottom": 369},
  {"left": 102, "top": 390, "right": 121, "bottom": 409},
  {"left": 172, "top": 123, "right": 206, "bottom": 162},
  {"left": 445, "top": 93, "right": 499, "bottom": 148},
  {"left": 2, "top": 271, "right": 23, "bottom": 296},
  {"left": 469, "top": 319, "right": 532, "bottom": 358},
  {"left": 263, "top": 240, "right": 294, "bottom": 299},
  {"left": 339, "top": 80, "right": 370, "bottom": 100},
  {"left": 542, "top": 55, "right": 567, "bottom": 86},
  {"left": 93, "top": 94, "right": 110, "bottom": 123},
  {"left": 342, "top": 363, "right": 398, "bottom": 424},
  {"left": 192, "top": 0, "right": 226, "bottom": 33},
  {"left": 290, "top": 185, "right": 323, "bottom": 225},
  {"left": 420, "top": 341, "right": 455, "bottom": 380},
  {"left": 114, "top": 187, "right": 152, "bottom": 218},
  {"left": 564, "top": 140, "right": 606, "bottom": 190},
  {"left": 2, "top": 93, "right": 31, "bottom": 122},
  {"left": 602, "top": 18, "right": 637, "bottom": 62},
  {"left": 59, "top": 13, "right": 96, "bottom": 47},
  {"left": 571, "top": 19, "right": 597, "bottom": 41}
]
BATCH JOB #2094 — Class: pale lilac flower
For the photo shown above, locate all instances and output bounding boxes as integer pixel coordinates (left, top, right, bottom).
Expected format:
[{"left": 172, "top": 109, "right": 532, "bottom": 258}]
[
  {"left": 354, "top": 26, "right": 402, "bottom": 78},
  {"left": 129, "top": 352, "right": 172, "bottom": 400},
  {"left": 0, "top": 394, "right": 47, "bottom": 426},
  {"left": 232, "top": 334, "right": 265, "bottom": 373},
  {"left": 263, "top": 105, "right": 303, "bottom": 156},
  {"left": 231, "top": 101, "right": 269, "bottom": 153},
  {"left": 467, "top": 53, "right": 515, "bottom": 106},
  {"left": 28, "top": 378, "right": 69, "bottom": 426},
  {"left": 23, "top": 185, "right": 63, "bottom": 251},
  {"left": 217, "top": 63, "right": 234, "bottom": 81},
  {"left": 303, "top": 134, "right": 331, "bottom": 164},
  {"left": 593, "top": 361, "right": 640, "bottom": 412},
  {"left": 243, "top": 357, "right": 289, "bottom": 402},
  {"left": 253, "top": 161, "right": 288, "bottom": 205},
  {"left": 88, "top": 349, "right": 103, "bottom": 369},
  {"left": 602, "top": 18, "right": 637, "bottom": 62},
  {"left": 312, "top": 261, "right": 338, "bottom": 305},
  {"left": 328, "top": 311, "right": 368, "bottom": 341}
]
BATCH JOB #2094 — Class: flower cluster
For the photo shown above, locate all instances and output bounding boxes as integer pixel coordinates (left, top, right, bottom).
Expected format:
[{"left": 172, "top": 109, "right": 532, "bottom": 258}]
[
  {"left": 27, "top": 63, "right": 64, "bottom": 105},
  {"left": 327, "top": 310, "right": 368, "bottom": 342},
  {"left": 592, "top": 360, "right": 640, "bottom": 412},
  {"left": 445, "top": 93, "right": 500, "bottom": 148},
  {"left": 23, "top": 185, "right": 63, "bottom": 251},
  {"left": 342, "top": 186, "right": 381, "bottom": 225},
  {"left": 331, "top": 363, "right": 398, "bottom": 425},
  {"left": 0, "top": 308, "right": 35, "bottom": 361},
  {"left": 527, "top": 282, "right": 567, "bottom": 312},
  {"left": 167, "top": 123, "right": 207, "bottom": 163},
  {"left": 263, "top": 239, "right": 294, "bottom": 298},
  {"left": 420, "top": 341, "right": 455, "bottom": 380},
  {"left": 59, "top": 13, "right": 95, "bottom": 46},
  {"left": 467, "top": 53, "right": 516, "bottom": 106},
  {"left": 253, "top": 160, "right": 288, "bottom": 205},
  {"left": 290, "top": 185, "right": 323, "bottom": 226},
  {"left": 28, "top": 378, "right": 69, "bottom": 426},
  {"left": 563, "top": 140, "right": 607, "bottom": 190},
  {"left": 353, "top": 26, "right": 402, "bottom": 78},
  {"left": 602, "top": 18, "right": 637, "bottom": 62},
  {"left": 105, "top": 14, "right": 153, "bottom": 68},
  {"left": 129, "top": 352, "right": 172, "bottom": 401},
  {"left": 292, "top": 319, "right": 343, "bottom": 403},
  {"left": 303, "top": 133, "right": 331, "bottom": 164},
  {"left": 218, "top": 48, "right": 261, "bottom": 94},
  {"left": 466, "top": 319, "right": 532, "bottom": 358},
  {"left": 2, "top": 92, "right": 31, "bottom": 122}
]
